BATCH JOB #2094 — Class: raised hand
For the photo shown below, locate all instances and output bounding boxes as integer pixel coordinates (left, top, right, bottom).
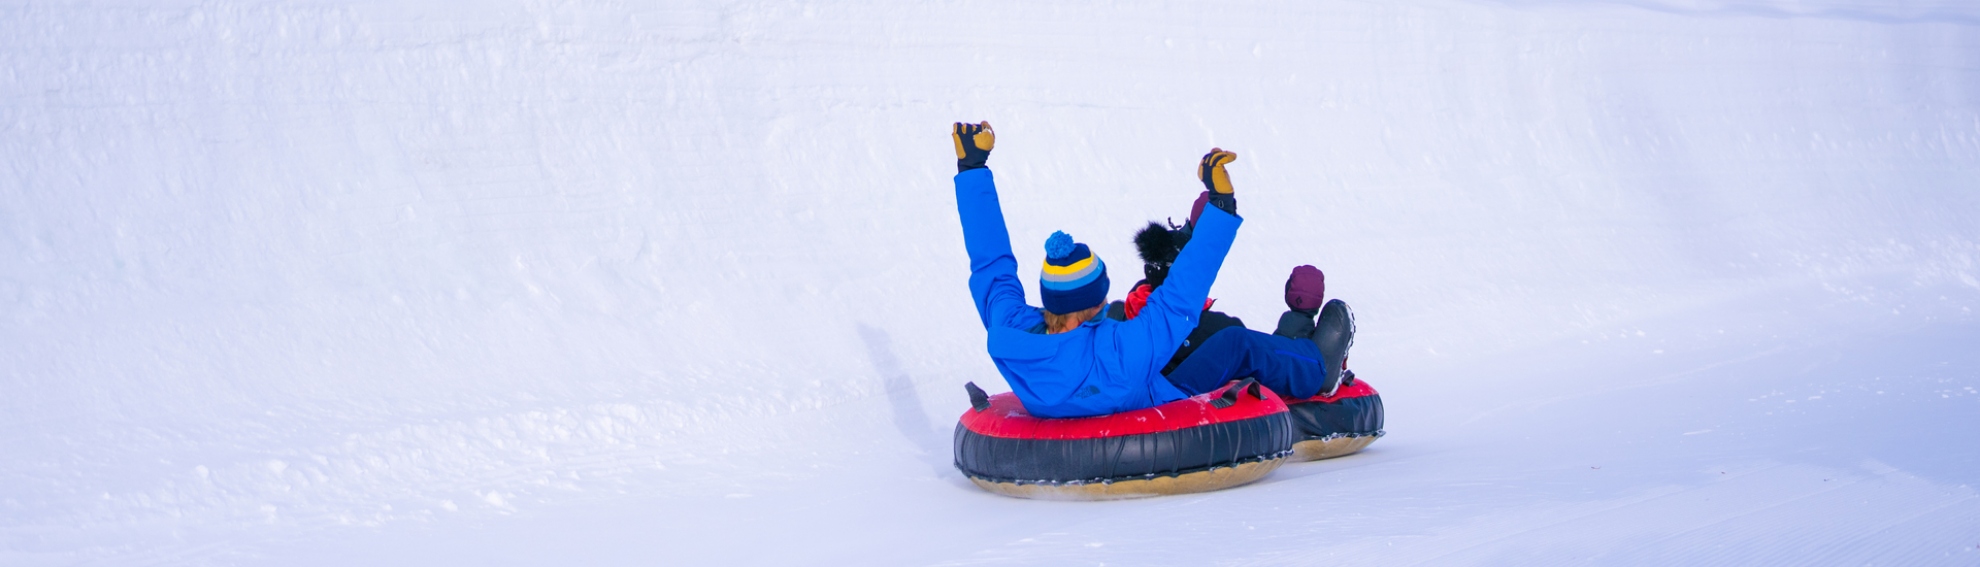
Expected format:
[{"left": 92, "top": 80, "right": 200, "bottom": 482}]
[
  {"left": 1197, "top": 148, "right": 1237, "bottom": 194},
  {"left": 1186, "top": 148, "right": 1240, "bottom": 223},
  {"left": 953, "top": 121, "right": 995, "bottom": 172}
]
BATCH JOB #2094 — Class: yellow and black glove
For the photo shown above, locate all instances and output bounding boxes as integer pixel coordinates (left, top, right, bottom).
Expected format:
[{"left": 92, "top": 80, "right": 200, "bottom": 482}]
[
  {"left": 1198, "top": 148, "right": 1237, "bottom": 194},
  {"left": 953, "top": 121, "right": 995, "bottom": 172},
  {"left": 1192, "top": 148, "right": 1239, "bottom": 220}
]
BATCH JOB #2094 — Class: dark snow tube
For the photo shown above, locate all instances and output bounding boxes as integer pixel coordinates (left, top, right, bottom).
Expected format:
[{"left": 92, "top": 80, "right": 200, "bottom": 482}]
[
  {"left": 1281, "top": 374, "right": 1385, "bottom": 462},
  {"left": 953, "top": 380, "right": 1295, "bottom": 500}
]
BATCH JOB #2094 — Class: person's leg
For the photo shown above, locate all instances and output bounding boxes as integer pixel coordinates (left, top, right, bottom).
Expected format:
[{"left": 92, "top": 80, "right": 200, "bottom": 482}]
[{"left": 1164, "top": 327, "right": 1328, "bottom": 398}]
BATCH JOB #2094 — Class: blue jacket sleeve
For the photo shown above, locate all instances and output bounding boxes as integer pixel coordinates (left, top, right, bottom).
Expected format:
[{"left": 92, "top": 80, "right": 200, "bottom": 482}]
[
  {"left": 1118, "top": 204, "right": 1242, "bottom": 357},
  {"left": 954, "top": 168, "right": 1044, "bottom": 331}
]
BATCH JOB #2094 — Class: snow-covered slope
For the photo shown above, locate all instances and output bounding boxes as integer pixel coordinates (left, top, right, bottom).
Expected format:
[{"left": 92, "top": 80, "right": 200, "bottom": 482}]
[{"left": 3, "top": 0, "right": 1978, "bottom": 564}]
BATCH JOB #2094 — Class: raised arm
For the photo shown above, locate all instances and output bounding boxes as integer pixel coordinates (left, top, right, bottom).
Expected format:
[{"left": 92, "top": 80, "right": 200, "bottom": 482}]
[
  {"left": 1121, "top": 149, "right": 1243, "bottom": 350},
  {"left": 952, "top": 122, "right": 1043, "bottom": 331}
]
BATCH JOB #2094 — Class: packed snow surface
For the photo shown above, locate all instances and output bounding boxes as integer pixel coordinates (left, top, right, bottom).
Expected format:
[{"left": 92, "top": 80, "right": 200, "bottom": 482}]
[{"left": 4, "top": 0, "right": 1980, "bottom": 564}]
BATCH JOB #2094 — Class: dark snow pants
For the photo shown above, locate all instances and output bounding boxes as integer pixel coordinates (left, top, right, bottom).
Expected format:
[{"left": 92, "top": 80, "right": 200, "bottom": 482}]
[{"left": 1164, "top": 327, "right": 1329, "bottom": 399}]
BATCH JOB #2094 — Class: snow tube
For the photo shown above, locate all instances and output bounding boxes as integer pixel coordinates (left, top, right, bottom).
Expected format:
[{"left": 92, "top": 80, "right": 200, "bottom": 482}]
[
  {"left": 1281, "top": 371, "right": 1385, "bottom": 462},
  {"left": 953, "top": 379, "right": 1295, "bottom": 500}
]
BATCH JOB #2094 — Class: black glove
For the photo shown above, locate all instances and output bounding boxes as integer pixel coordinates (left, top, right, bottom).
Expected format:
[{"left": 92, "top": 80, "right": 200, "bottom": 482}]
[{"left": 953, "top": 121, "right": 995, "bottom": 172}]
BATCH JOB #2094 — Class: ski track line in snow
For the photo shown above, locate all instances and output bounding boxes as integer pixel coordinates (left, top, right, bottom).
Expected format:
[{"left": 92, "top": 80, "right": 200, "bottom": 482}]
[
  {"left": 1387, "top": 464, "right": 1802, "bottom": 566},
  {"left": 1511, "top": 0, "right": 1980, "bottom": 27},
  {"left": 1684, "top": 474, "right": 1980, "bottom": 564},
  {"left": 1454, "top": 343, "right": 1794, "bottom": 428},
  {"left": 1548, "top": 464, "right": 1895, "bottom": 564}
]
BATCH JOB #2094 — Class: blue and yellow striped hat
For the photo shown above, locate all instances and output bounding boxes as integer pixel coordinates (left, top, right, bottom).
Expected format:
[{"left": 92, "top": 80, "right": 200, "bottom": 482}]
[{"left": 1039, "top": 231, "right": 1110, "bottom": 314}]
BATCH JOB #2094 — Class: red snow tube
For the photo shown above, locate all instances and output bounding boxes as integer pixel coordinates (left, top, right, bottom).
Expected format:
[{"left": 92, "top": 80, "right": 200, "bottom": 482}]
[
  {"left": 1280, "top": 372, "right": 1385, "bottom": 461},
  {"left": 953, "top": 379, "right": 1295, "bottom": 500}
]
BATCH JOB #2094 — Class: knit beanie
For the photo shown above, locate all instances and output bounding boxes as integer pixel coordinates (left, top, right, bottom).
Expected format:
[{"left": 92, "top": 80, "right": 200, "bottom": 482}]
[
  {"left": 1284, "top": 265, "right": 1326, "bottom": 312},
  {"left": 1039, "top": 231, "right": 1110, "bottom": 314}
]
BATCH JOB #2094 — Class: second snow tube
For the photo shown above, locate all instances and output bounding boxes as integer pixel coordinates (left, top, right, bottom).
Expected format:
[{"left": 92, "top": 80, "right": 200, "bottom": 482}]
[
  {"left": 1281, "top": 373, "right": 1385, "bottom": 462},
  {"left": 953, "top": 379, "right": 1295, "bottom": 500}
]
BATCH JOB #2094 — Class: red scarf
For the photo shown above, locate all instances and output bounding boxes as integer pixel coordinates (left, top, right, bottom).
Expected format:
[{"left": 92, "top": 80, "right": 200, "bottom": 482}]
[{"left": 1122, "top": 283, "right": 1215, "bottom": 320}]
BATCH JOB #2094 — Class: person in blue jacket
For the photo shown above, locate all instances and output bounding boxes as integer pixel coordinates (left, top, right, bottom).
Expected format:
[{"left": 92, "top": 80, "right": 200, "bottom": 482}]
[{"left": 951, "top": 121, "right": 1345, "bottom": 419}]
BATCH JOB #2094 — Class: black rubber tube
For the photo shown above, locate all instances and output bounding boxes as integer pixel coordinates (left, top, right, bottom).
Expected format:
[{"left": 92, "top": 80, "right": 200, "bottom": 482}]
[{"left": 954, "top": 412, "right": 1294, "bottom": 485}]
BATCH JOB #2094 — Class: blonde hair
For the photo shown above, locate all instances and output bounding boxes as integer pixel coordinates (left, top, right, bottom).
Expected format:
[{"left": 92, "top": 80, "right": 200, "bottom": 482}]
[{"left": 1042, "top": 305, "right": 1103, "bottom": 334}]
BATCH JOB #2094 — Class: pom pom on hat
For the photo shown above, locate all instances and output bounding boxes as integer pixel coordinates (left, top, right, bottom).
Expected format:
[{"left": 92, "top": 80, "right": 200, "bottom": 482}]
[{"left": 1045, "top": 231, "right": 1076, "bottom": 260}]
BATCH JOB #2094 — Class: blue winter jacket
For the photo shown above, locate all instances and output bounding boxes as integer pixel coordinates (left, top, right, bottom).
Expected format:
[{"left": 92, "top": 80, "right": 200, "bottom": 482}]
[{"left": 954, "top": 168, "right": 1243, "bottom": 418}]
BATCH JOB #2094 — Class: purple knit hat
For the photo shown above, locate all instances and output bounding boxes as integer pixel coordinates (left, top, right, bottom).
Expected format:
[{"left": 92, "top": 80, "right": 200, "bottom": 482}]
[{"left": 1285, "top": 265, "right": 1326, "bottom": 312}]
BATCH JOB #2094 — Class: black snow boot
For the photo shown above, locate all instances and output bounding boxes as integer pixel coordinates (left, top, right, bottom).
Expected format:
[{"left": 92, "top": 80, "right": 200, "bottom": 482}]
[{"left": 1309, "top": 299, "right": 1356, "bottom": 396}]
